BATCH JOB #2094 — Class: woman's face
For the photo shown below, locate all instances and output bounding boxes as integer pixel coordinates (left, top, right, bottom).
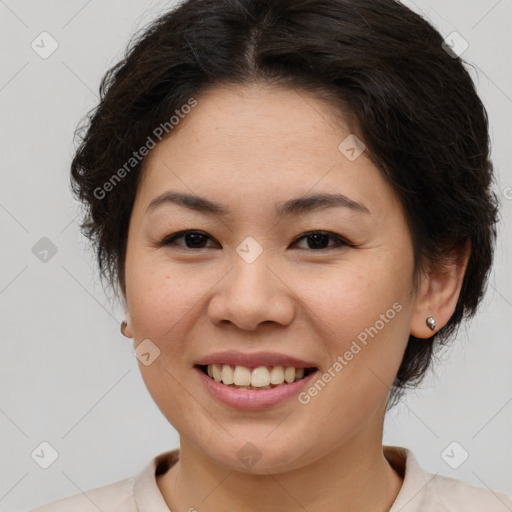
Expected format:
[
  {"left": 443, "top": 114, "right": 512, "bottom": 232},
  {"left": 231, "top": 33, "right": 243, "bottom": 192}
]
[{"left": 123, "top": 84, "right": 421, "bottom": 473}]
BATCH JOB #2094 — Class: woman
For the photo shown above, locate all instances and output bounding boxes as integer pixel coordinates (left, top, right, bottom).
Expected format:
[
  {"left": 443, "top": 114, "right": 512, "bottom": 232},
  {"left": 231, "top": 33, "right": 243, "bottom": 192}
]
[{"left": 31, "top": 0, "right": 512, "bottom": 510}]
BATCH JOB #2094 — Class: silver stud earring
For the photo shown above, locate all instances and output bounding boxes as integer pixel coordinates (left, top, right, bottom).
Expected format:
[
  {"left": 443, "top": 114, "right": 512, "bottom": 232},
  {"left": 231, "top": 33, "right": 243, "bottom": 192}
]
[{"left": 426, "top": 317, "right": 437, "bottom": 331}]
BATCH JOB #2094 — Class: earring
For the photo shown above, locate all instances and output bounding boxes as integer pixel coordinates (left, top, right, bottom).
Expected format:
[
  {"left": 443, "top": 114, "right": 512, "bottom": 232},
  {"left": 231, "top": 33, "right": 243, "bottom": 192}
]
[
  {"left": 426, "top": 316, "right": 437, "bottom": 331},
  {"left": 120, "top": 320, "right": 129, "bottom": 337}
]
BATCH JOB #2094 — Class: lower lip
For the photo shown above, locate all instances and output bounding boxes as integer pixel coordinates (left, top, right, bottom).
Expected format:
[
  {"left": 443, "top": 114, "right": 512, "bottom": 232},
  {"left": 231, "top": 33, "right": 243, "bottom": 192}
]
[{"left": 195, "top": 366, "right": 317, "bottom": 410}]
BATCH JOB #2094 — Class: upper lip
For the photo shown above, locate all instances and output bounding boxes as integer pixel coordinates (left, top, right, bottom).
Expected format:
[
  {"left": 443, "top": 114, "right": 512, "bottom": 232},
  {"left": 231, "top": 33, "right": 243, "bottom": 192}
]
[{"left": 194, "top": 351, "right": 318, "bottom": 369}]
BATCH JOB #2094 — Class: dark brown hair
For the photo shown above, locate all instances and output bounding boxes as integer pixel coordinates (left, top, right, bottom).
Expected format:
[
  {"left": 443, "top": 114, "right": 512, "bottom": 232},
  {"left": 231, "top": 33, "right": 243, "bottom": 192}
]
[{"left": 70, "top": 0, "right": 499, "bottom": 407}]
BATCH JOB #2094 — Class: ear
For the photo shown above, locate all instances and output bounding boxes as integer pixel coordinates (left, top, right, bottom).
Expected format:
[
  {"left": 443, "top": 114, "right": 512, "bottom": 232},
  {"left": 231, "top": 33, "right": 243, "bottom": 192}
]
[
  {"left": 123, "top": 312, "right": 134, "bottom": 338},
  {"left": 119, "top": 283, "right": 134, "bottom": 338},
  {"left": 410, "top": 240, "right": 471, "bottom": 338}
]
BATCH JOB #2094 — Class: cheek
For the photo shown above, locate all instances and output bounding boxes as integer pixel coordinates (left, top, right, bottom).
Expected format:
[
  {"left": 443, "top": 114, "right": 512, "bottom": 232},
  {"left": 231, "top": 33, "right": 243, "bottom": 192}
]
[
  {"left": 125, "top": 260, "right": 203, "bottom": 419},
  {"left": 125, "top": 249, "right": 207, "bottom": 342},
  {"left": 295, "top": 256, "right": 411, "bottom": 341},
  {"left": 292, "top": 256, "right": 413, "bottom": 407},
  {"left": 295, "top": 279, "right": 411, "bottom": 451}
]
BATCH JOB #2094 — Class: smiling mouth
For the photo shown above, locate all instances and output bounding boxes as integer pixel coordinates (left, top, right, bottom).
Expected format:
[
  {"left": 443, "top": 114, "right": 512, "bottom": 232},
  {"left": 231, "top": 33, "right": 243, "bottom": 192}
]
[{"left": 197, "top": 364, "right": 317, "bottom": 390}]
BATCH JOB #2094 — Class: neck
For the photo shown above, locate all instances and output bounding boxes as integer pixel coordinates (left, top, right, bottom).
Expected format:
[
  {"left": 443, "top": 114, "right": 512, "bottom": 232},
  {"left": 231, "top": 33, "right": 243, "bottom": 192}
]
[{"left": 157, "top": 435, "right": 403, "bottom": 512}]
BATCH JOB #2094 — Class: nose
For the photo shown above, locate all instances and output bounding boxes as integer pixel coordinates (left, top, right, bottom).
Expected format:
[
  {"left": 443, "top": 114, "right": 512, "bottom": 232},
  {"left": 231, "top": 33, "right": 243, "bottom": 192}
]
[{"left": 207, "top": 254, "right": 296, "bottom": 332}]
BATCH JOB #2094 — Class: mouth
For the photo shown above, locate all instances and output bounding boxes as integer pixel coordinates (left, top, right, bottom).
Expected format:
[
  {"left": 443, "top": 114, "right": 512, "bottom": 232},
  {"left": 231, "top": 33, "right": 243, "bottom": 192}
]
[{"left": 196, "top": 364, "right": 318, "bottom": 390}]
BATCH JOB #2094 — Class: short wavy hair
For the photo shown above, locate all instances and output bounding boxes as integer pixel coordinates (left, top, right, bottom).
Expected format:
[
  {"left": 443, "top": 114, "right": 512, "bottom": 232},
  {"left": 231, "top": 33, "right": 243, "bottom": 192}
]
[{"left": 70, "top": 0, "right": 499, "bottom": 407}]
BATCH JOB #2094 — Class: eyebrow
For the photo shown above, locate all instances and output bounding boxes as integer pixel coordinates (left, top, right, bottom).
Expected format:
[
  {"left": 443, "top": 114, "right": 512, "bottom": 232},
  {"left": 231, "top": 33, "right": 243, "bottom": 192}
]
[{"left": 145, "top": 191, "right": 370, "bottom": 218}]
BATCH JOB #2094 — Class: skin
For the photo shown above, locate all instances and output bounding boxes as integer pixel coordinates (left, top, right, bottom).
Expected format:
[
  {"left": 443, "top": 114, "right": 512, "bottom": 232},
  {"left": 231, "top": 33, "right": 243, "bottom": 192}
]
[{"left": 122, "top": 83, "right": 469, "bottom": 512}]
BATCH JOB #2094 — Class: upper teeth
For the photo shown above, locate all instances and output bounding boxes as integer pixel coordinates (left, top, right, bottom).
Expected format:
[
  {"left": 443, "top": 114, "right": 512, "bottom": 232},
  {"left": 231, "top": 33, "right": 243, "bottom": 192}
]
[{"left": 207, "top": 364, "right": 306, "bottom": 387}]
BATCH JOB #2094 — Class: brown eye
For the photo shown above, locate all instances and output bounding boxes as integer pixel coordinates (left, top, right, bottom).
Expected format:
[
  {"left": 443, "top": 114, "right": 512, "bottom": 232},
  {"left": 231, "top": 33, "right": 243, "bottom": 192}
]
[
  {"left": 292, "top": 231, "right": 352, "bottom": 251},
  {"left": 161, "top": 230, "right": 217, "bottom": 249},
  {"left": 160, "top": 229, "right": 353, "bottom": 251}
]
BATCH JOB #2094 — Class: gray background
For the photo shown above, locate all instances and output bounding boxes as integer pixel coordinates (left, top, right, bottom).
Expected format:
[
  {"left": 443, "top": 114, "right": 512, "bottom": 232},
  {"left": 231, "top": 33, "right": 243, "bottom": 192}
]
[{"left": 0, "top": 0, "right": 511, "bottom": 510}]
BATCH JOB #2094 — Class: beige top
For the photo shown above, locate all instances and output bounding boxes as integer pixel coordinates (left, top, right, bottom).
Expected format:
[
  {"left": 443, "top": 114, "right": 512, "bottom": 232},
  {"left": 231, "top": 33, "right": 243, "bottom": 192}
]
[{"left": 30, "top": 446, "right": 512, "bottom": 511}]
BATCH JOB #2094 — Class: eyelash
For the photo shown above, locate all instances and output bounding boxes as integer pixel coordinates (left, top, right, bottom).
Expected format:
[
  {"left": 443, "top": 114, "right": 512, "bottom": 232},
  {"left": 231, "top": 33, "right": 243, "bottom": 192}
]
[{"left": 159, "top": 230, "right": 354, "bottom": 251}]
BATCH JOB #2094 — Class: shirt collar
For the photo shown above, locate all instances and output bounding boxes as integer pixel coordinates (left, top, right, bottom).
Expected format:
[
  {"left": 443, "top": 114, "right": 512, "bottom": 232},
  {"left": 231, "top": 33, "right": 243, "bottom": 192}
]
[
  {"left": 134, "top": 449, "right": 179, "bottom": 511},
  {"left": 385, "top": 445, "right": 433, "bottom": 511},
  {"left": 133, "top": 446, "right": 426, "bottom": 511}
]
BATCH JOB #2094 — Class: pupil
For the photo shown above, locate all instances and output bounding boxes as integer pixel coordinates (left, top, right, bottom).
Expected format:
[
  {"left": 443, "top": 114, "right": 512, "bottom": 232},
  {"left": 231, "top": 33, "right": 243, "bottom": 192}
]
[
  {"left": 186, "top": 233, "right": 206, "bottom": 248},
  {"left": 309, "top": 234, "right": 328, "bottom": 249}
]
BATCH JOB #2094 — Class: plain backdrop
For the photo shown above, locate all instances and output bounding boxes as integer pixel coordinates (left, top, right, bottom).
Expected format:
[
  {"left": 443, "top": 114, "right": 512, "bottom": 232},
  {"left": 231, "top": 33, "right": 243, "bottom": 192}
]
[{"left": 0, "top": 0, "right": 511, "bottom": 510}]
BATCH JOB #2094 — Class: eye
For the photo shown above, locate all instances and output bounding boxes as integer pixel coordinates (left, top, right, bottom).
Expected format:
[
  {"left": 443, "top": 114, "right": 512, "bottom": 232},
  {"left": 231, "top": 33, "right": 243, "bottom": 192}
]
[
  {"left": 291, "top": 231, "right": 352, "bottom": 251},
  {"left": 160, "top": 230, "right": 218, "bottom": 249},
  {"left": 160, "top": 230, "right": 353, "bottom": 251}
]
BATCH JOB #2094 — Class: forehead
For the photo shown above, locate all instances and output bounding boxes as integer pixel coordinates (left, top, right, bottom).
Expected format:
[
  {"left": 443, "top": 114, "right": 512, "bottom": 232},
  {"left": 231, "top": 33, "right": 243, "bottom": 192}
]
[{"left": 134, "top": 84, "right": 400, "bottom": 220}]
